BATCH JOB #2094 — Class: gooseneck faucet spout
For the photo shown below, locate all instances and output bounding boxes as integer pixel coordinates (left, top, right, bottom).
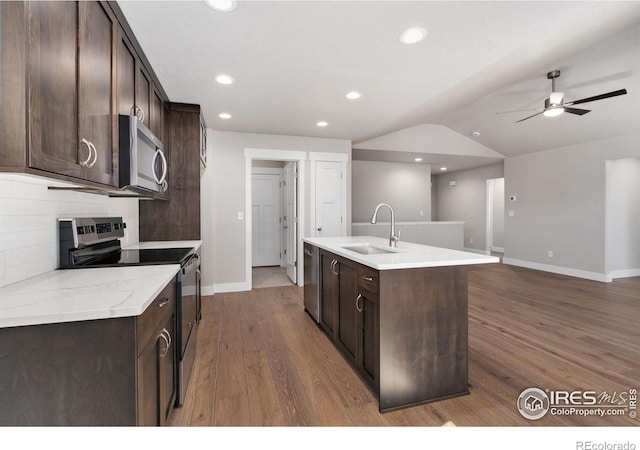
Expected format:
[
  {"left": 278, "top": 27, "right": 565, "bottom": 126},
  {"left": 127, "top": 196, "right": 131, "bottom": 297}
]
[{"left": 370, "top": 203, "right": 400, "bottom": 247}]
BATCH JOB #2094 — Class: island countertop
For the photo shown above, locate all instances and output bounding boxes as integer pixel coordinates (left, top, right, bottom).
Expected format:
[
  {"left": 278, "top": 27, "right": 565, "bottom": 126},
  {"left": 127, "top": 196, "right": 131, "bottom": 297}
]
[
  {"left": 302, "top": 235, "right": 499, "bottom": 270},
  {"left": 0, "top": 265, "right": 180, "bottom": 329}
]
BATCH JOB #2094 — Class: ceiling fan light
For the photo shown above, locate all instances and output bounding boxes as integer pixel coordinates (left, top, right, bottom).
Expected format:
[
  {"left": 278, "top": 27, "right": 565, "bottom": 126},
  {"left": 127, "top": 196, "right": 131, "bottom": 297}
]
[{"left": 543, "top": 107, "right": 565, "bottom": 118}]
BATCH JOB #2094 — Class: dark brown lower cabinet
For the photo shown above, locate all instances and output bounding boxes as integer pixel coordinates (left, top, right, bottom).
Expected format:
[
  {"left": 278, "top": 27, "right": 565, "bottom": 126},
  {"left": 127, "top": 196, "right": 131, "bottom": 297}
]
[
  {"left": 312, "top": 246, "right": 468, "bottom": 413},
  {"left": 0, "top": 278, "right": 177, "bottom": 426},
  {"left": 319, "top": 251, "right": 338, "bottom": 336}
]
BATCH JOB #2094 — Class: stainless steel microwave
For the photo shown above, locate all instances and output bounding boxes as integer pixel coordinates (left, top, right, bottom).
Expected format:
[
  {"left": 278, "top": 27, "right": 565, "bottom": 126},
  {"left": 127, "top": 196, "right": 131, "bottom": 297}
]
[{"left": 118, "top": 115, "right": 167, "bottom": 195}]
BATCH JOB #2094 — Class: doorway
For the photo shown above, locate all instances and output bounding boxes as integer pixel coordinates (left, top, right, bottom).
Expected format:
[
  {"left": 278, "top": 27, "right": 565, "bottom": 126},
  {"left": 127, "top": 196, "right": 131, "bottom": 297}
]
[
  {"left": 486, "top": 177, "right": 505, "bottom": 254},
  {"left": 251, "top": 162, "right": 295, "bottom": 288},
  {"left": 245, "top": 148, "right": 306, "bottom": 290}
]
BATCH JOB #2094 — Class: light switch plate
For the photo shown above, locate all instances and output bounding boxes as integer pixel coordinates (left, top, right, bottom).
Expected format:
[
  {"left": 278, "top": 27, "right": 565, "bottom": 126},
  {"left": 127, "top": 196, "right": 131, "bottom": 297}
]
[
  {"left": 508, "top": 210, "right": 515, "bottom": 217},
  {"left": 237, "top": 212, "right": 244, "bottom": 220}
]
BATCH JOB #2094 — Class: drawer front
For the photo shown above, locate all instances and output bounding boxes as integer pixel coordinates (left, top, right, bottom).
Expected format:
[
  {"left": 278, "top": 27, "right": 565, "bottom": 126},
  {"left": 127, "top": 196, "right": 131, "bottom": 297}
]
[
  {"left": 357, "top": 265, "right": 379, "bottom": 292},
  {"left": 137, "top": 278, "right": 176, "bottom": 355}
]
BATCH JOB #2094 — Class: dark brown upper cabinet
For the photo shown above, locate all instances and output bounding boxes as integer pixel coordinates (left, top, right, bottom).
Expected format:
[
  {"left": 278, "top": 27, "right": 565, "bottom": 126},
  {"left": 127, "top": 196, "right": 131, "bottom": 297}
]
[
  {"left": 0, "top": 1, "right": 169, "bottom": 193},
  {"left": 117, "top": 27, "right": 164, "bottom": 145},
  {"left": 28, "top": 1, "right": 118, "bottom": 186}
]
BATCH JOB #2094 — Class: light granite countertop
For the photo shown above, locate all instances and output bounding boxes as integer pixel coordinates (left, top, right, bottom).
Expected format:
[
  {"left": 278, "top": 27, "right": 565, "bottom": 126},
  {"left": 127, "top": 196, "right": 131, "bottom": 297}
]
[
  {"left": 303, "top": 235, "right": 499, "bottom": 270},
  {"left": 0, "top": 264, "right": 180, "bottom": 329}
]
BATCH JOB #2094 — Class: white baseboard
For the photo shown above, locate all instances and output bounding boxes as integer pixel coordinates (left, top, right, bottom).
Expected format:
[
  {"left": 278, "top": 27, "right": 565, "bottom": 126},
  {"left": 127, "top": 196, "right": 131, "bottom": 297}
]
[
  {"left": 502, "top": 258, "right": 611, "bottom": 283},
  {"left": 213, "top": 281, "right": 251, "bottom": 293},
  {"left": 464, "top": 247, "right": 490, "bottom": 255},
  {"left": 202, "top": 285, "right": 215, "bottom": 296},
  {"left": 490, "top": 246, "right": 504, "bottom": 253},
  {"left": 609, "top": 268, "right": 640, "bottom": 279}
]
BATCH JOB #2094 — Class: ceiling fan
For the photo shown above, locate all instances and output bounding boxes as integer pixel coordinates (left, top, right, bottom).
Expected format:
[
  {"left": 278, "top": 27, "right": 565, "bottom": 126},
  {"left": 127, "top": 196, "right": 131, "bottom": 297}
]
[{"left": 497, "top": 70, "right": 627, "bottom": 123}]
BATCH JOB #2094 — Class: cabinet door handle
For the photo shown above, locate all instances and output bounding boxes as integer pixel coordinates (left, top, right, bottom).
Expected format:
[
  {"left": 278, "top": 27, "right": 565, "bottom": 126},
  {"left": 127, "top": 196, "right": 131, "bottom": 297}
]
[
  {"left": 79, "top": 138, "right": 93, "bottom": 167},
  {"left": 304, "top": 249, "right": 313, "bottom": 256},
  {"left": 159, "top": 328, "right": 171, "bottom": 357},
  {"left": 360, "top": 276, "right": 373, "bottom": 282},
  {"left": 158, "top": 298, "right": 170, "bottom": 308},
  {"left": 330, "top": 259, "right": 339, "bottom": 276},
  {"left": 356, "top": 294, "right": 363, "bottom": 312},
  {"left": 87, "top": 141, "right": 98, "bottom": 168},
  {"left": 317, "top": 227, "right": 323, "bottom": 232},
  {"left": 161, "top": 179, "right": 168, "bottom": 192},
  {"left": 131, "top": 105, "right": 145, "bottom": 123}
]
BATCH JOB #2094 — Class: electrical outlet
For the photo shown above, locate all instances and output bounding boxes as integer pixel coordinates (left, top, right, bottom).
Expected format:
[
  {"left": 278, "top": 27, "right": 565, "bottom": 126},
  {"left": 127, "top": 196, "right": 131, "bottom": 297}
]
[
  {"left": 237, "top": 211, "right": 244, "bottom": 220},
  {"left": 508, "top": 210, "right": 515, "bottom": 217},
  {"left": 547, "top": 251, "right": 554, "bottom": 258},
  {"left": 419, "top": 210, "right": 424, "bottom": 216},
  {"left": 469, "top": 238, "right": 474, "bottom": 244}
]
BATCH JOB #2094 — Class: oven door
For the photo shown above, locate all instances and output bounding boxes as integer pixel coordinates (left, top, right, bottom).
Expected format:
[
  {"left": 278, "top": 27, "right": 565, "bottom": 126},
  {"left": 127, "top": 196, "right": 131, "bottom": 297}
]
[{"left": 176, "top": 253, "right": 199, "bottom": 406}]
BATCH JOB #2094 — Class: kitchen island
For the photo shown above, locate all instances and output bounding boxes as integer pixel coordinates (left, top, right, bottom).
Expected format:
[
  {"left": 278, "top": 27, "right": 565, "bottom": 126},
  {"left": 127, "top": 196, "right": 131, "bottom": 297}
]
[{"left": 303, "top": 236, "right": 499, "bottom": 412}]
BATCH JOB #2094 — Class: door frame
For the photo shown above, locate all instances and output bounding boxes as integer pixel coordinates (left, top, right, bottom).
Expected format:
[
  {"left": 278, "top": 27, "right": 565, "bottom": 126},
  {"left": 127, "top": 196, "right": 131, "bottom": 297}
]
[
  {"left": 485, "top": 177, "right": 505, "bottom": 254},
  {"left": 251, "top": 167, "right": 283, "bottom": 267},
  {"left": 309, "top": 152, "right": 348, "bottom": 237},
  {"left": 245, "top": 148, "right": 306, "bottom": 289}
]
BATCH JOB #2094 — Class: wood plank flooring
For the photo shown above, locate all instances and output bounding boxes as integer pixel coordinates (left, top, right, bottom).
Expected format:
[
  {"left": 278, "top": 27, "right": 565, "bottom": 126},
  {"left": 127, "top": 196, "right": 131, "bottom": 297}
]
[{"left": 170, "top": 263, "right": 640, "bottom": 426}]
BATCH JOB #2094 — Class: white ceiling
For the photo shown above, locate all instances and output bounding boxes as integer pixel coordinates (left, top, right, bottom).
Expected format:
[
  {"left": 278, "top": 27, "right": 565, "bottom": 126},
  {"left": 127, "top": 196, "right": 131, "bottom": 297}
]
[{"left": 118, "top": 1, "right": 640, "bottom": 167}]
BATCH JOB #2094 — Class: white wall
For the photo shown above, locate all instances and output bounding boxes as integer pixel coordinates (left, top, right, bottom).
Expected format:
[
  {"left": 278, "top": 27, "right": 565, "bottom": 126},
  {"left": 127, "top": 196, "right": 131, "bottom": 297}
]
[
  {"left": 205, "top": 130, "right": 351, "bottom": 292},
  {"left": 606, "top": 157, "right": 640, "bottom": 276},
  {"left": 352, "top": 221, "right": 464, "bottom": 250},
  {"left": 503, "top": 133, "right": 640, "bottom": 282},
  {"left": 0, "top": 174, "right": 139, "bottom": 288},
  {"left": 433, "top": 163, "right": 504, "bottom": 253},
  {"left": 352, "top": 160, "right": 432, "bottom": 222}
]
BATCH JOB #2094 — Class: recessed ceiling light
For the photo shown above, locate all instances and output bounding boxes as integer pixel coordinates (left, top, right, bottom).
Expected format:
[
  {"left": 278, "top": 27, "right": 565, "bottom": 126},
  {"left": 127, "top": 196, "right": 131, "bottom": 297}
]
[
  {"left": 346, "top": 91, "right": 362, "bottom": 100},
  {"left": 440, "top": 167, "right": 447, "bottom": 171},
  {"left": 414, "top": 158, "right": 422, "bottom": 162},
  {"left": 399, "top": 27, "right": 427, "bottom": 45},
  {"left": 472, "top": 131, "right": 481, "bottom": 137},
  {"left": 204, "top": 0, "right": 237, "bottom": 12},
  {"left": 219, "top": 113, "right": 232, "bottom": 119},
  {"left": 215, "top": 74, "right": 235, "bottom": 85},
  {"left": 316, "top": 121, "right": 328, "bottom": 127}
]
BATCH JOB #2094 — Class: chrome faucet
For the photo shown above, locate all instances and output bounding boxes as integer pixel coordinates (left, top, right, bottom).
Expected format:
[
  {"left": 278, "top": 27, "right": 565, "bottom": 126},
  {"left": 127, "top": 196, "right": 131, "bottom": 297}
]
[{"left": 370, "top": 203, "right": 400, "bottom": 247}]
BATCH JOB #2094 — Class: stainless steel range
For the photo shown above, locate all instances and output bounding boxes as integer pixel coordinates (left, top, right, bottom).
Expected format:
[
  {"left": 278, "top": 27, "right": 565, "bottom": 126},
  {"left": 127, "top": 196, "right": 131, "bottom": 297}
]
[{"left": 58, "top": 217, "right": 200, "bottom": 407}]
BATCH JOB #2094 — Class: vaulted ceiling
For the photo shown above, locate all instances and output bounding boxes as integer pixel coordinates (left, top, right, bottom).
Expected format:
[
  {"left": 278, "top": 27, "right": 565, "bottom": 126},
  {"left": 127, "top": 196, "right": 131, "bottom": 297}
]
[{"left": 118, "top": 1, "right": 640, "bottom": 167}]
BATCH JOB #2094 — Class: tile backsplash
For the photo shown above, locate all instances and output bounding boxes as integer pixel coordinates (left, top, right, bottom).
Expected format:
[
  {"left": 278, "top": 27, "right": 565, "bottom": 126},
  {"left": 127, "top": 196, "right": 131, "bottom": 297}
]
[{"left": 0, "top": 174, "right": 139, "bottom": 288}]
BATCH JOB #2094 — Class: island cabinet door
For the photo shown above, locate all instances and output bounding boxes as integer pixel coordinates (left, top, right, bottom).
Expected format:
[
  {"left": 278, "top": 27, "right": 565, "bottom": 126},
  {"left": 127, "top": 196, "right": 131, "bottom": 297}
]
[
  {"left": 319, "top": 251, "right": 339, "bottom": 337},
  {"left": 358, "top": 289, "right": 380, "bottom": 391},
  {"left": 336, "top": 258, "right": 358, "bottom": 362}
]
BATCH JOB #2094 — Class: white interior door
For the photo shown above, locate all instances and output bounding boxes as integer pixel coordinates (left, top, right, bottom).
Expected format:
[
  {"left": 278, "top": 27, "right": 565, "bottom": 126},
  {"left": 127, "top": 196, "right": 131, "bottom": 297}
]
[
  {"left": 315, "top": 161, "right": 343, "bottom": 237},
  {"left": 251, "top": 172, "right": 281, "bottom": 267},
  {"left": 283, "top": 162, "right": 297, "bottom": 283}
]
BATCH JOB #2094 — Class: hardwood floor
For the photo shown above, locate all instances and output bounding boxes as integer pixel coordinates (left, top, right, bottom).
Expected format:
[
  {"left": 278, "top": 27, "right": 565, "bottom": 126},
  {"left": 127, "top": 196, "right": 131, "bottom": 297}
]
[{"left": 170, "top": 263, "right": 640, "bottom": 426}]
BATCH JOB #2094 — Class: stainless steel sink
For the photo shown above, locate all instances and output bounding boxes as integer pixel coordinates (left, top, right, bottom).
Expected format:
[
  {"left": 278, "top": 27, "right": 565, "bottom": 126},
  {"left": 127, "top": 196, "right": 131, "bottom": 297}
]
[{"left": 340, "top": 244, "right": 399, "bottom": 255}]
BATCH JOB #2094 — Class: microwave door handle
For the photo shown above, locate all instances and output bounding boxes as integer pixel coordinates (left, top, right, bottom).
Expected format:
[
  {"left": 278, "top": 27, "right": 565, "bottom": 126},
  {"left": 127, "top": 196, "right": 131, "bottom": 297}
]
[{"left": 152, "top": 148, "right": 168, "bottom": 184}]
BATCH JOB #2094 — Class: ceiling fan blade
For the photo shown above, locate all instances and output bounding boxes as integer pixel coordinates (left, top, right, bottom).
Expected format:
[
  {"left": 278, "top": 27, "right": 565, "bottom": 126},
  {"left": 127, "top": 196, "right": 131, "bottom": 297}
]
[
  {"left": 496, "top": 107, "right": 543, "bottom": 115},
  {"left": 564, "top": 107, "right": 591, "bottom": 116},
  {"left": 515, "top": 111, "right": 544, "bottom": 123},
  {"left": 566, "top": 89, "right": 627, "bottom": 106}
]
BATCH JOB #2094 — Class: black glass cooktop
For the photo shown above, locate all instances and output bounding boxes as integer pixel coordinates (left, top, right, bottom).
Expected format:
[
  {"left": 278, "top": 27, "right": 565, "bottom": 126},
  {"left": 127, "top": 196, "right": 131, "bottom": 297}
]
[{"left": 84, "top": 247, "right": 194, "bottom": 267}]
